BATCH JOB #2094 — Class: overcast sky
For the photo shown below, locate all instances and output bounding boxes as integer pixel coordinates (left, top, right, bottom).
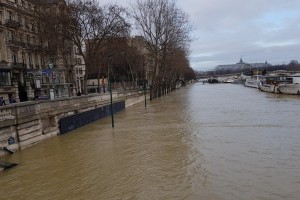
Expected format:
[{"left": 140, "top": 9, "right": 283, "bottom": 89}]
[{"left": 99, "top": 0, "right": 300, "bottom": 71}]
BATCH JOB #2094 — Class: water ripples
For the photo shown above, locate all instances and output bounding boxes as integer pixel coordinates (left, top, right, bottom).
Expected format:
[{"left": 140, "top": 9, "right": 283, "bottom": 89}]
[{"left": 1, "top": 84, "right": 300, "bottom": 199}]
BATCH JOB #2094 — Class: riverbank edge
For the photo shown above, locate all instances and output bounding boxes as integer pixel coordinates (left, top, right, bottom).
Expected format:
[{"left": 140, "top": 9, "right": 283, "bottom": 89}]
[{"left": 0, "top": 90, "right": 148, "bottom": 159}]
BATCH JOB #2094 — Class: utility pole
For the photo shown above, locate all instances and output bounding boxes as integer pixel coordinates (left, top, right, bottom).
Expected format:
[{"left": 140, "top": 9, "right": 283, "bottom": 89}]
[{"left": 108, "top": 55, "right": 114, "bottom": 128}]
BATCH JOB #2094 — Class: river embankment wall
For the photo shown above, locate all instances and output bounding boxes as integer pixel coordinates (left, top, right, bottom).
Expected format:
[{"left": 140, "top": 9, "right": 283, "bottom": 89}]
[{"left": 0, "top": 91, "right": 147, "bottom": 157}]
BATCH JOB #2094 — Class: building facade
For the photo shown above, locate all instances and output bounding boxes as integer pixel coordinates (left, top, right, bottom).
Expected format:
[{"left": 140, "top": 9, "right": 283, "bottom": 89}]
[
  {"left": 0, "top": 0, "right": 73, "bottom": 104},
  {"left": 215, "top": 58, "right": 270, "bottom": 72}
]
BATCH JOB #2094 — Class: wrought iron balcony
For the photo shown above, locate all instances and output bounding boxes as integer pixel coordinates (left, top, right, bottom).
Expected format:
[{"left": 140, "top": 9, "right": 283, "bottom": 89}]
[
  {"left": 11, "top": 62, "right": 27, "bottom": 70},
  {"left": 27, "top": 44, "right": 42, "bottom": 51},
  {"left": 5, "top": 19, "right": 21, "bottom": 28},
  {"left": 7, "top": 40, "right": 24, "bottom": 48}
]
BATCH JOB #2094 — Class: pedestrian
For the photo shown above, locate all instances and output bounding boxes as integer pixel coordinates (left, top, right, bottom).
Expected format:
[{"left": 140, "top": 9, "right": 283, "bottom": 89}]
[{"left": 0, "top": 96, "right": 6, "bottom": 106}]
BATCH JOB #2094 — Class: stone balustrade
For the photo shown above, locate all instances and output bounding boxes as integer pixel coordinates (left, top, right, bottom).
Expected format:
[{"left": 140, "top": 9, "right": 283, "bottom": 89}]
[{"left": 0, "top": 90, "right": 147, "bottom": 157}]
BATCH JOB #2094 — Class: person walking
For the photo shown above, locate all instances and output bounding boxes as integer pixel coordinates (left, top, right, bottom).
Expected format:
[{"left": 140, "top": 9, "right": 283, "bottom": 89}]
[{"left": 0, "top": 96, "right": 6, "bottom": 106}]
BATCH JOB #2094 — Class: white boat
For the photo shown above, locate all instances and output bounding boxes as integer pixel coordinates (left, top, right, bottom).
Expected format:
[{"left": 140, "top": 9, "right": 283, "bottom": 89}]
[
  {"left": 244, "top": 75, "right": 265, "bottom": 88},
  {"left": 258, "top": 82, "right": 280, "bottom": 93},
  {"left": 223, "top": 78, "right": 235, "bottom": 83},
  {"left": 278, "top": 83, "right": 300, "bottom": 95},
  {"left": 258, "top": 75, "right": 292, "bottom": 94},
  {"left": 277, "top": 75, "right": 300, "bottom": 95}
]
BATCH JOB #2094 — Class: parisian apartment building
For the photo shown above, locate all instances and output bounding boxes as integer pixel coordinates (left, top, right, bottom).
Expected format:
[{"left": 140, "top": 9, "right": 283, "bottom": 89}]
[
  {"left": 0, "top": 0, "right": 83, "bottom": 104},
  {"left": 0, "top": 0, "right": 151, "bottom": 104}
]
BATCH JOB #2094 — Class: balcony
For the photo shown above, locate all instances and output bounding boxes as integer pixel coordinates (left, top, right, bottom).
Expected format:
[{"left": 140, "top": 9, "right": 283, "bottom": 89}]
[
  {"left": 11, "top": 62, "right": 27, "bottom": 70},
  {"left": 6, "top": 40, "right": 43, "bottom": 51},
  {"left": 5, "top": 19, "right": 21, "bottom": 28},
  {"left": 0, "top": 61, "right": 10, "bottom": 70},
  {"left": 28, "top": 44, "right": 42, "bottom": 51},
  {"left": 6, "top": 40, "right": 24, "bottom": 48}
]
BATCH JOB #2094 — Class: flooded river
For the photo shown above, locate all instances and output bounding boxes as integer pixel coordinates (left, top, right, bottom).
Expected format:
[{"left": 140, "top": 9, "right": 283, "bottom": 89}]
[{"left": 1, "top": 83, "right": 300, "bottom": 200}]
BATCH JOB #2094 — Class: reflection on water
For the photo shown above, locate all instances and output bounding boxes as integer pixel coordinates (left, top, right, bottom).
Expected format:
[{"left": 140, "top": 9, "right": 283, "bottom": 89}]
[{"left": 1, "top": 83, "right": 300, "bottom": 200}]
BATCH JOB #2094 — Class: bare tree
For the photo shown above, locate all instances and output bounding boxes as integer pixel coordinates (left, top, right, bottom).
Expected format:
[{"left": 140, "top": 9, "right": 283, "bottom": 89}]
[
  {"left": 66, "top": 0, "right": 130, "bottom": 94},
  {"left": 132, "top": 0, "right": 192, "bottom": 99},
  {"left": 35, "top": 0, "right": 76, "bottom": 95}
]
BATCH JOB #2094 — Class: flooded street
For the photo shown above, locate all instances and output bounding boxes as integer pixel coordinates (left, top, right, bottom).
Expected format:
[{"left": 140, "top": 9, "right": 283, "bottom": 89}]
[{"left": 1, "top": 83, "right": 300, "bottom": 200}]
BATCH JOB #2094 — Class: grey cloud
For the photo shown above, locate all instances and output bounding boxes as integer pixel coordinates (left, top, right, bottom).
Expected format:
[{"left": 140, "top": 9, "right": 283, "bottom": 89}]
[{"left": 99, "top": 0, "right": 300, "bottom": 70}]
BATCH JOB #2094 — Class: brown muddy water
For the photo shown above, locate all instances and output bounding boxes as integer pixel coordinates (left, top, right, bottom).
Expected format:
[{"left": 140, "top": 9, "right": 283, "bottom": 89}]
[{"left": 1, "top": 83, "right": 300, "bottom": 200}]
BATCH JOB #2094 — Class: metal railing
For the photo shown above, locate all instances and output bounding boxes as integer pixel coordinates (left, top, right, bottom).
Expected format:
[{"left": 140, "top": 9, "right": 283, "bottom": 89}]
[
  {"left": 5, "top": 19, "right": 21, "bottom": 28},
  {"left": 11, "top": 62, "right": 27, "bottom": 70}
]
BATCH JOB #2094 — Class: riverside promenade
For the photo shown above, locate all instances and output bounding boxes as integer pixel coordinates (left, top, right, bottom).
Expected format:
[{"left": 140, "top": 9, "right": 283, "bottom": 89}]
[{"left": 0, "top": 91, "right": 147, "bottom": 157}]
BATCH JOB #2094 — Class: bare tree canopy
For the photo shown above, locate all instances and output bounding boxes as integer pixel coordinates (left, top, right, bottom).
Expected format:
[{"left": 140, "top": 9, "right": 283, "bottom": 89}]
[
  {"left": 66, "top": 0, "right": 130, "bottom": 93},
  {"left": 34, "top": 0, "right": 194, "bottom": 97},
  {"left": 132, "top": 0, "right": 193, "bottom": 99}
]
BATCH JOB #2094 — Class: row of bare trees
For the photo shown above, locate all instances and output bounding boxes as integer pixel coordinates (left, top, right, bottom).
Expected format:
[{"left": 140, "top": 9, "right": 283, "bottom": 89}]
[
  {"left": 36, "top": 0, "right": 194, "bottom": 99},
  {"left": 132, "top": 0, "right": 193, "bottom": 99}
]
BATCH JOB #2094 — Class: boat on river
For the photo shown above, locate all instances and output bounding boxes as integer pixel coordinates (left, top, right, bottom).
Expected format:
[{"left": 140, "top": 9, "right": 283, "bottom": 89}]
[
  {"left": 258, "top": 75, "right": 292, "bottom": 93},
  {"left": 278, "top": 84, "right": 300, "bottom": 95},
  {"left": 244, "top": 75, "right": 265, "bottom": 88},
  {"left": 258, "top": 82, "right": 280, "bottom": 93},
  {"left": 207, "top": 78, "right": 219, "bottom": 83},
  {"left": 277, "top": 75, "right": 300, "bottom": 95}
]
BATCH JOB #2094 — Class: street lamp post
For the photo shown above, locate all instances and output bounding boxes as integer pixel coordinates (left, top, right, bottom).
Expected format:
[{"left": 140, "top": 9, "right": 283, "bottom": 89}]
[
  {"left": 144, "top": 80, "right": 147, "bottom": 108},
  {"left": 142, "top": 61, "right": 147, "bottom": 108},
  {"left": 108, "top": 55, "right": 114, "bottom": 128},
  {"left": 107, "top": 52, "right": 125, "bottom": 128}
]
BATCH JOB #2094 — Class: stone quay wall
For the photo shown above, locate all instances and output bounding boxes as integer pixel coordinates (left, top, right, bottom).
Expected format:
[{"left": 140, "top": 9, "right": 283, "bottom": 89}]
[{"left": 0, "top": 91, "right": 147, "bottom": 157}]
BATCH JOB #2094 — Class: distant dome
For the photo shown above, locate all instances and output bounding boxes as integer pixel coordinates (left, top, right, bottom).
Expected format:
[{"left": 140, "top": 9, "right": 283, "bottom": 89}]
[{"left": 237, "top": 58, "right": 245, "bottom": 64}]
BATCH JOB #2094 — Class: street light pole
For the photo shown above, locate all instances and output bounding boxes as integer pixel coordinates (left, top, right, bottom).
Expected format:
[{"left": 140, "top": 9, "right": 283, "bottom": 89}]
[
  {"left": 144, "top": 80, "right": 147, "bottom": 108},
  {"left": 107, "top": 51, "right": 125, "bottom": 128},
  {"left": 143, "top": 62, "right": 147, "bottom": 108},
  {"left": 108, "top": 55, "right": 114, "bottom": 128}
]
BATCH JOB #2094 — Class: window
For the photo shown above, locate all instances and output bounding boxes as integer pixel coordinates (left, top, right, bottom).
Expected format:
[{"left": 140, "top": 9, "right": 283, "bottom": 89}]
[
  {"left": 24, "top": 17, "right": 27, "bottom": 27},
  {"left": 22, "top": 52, "right": 26, "bottom": 64},
  {"left": 18, "top": 14, "right": 22, "bottom": 24},
  {"left": 32, "top": 23, "right": 35, "bottom": 32},
  {"left": 8, "top": 11, "right": 13, "bottom": 21},
  {"left": 0, "top": 72, "right": 11, "bottom": 86},
  {"left": 79, "top": 68, "right": 83, "bottom": 74},
  {"left": 76, "top": 58, "right": 81, "bottom": 64},
  {"left": 49, "top": 57, "right": 54, "bottom": 64},
  {"left": 9, "top": 30, "right": 15, "bottom": 40},
  {"left": 26, "top": 34, "right": 30, "bottom": 43},
  {"left": 35, "top": 54, "right": 39, "bottom": 68},
  {"left": 41, "top": 58, "right": 44, "bottom": 66},
  {"left": 20, "top": 33, "right": 23, "bottom": 42},
  {"left": 12, "top": 52, "right": 17, "bottom": 63},
  {"left": 29, "top": 54, "right": 32, "bottom": 68}
]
